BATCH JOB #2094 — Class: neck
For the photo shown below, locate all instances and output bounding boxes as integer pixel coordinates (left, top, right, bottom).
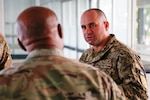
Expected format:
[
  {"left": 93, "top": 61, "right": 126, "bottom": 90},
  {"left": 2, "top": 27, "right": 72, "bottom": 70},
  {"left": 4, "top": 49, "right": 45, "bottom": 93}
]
[
  {"left": 25, "top": 41, "right": 63, "bottom": 53},
  {"left": 93, "top": 35, "right": 110, "bottom": 52}
]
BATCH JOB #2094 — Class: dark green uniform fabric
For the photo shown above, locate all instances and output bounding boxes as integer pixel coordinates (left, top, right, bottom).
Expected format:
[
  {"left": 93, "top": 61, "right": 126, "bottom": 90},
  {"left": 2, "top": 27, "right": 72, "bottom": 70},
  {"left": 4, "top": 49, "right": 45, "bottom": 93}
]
[
  {"left": 0, "top": 48, "right": 124, "bottom": 100},
  {"left": 79, "top": 34, "right": 148, "bottom": 100}
]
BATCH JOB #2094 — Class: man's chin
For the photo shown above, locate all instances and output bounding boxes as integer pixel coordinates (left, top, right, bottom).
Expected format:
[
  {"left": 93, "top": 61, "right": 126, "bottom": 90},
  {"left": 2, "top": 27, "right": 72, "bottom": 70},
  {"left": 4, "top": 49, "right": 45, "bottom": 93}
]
[{"left": 87, "top": 41, "right": 94, "bottom": 45}]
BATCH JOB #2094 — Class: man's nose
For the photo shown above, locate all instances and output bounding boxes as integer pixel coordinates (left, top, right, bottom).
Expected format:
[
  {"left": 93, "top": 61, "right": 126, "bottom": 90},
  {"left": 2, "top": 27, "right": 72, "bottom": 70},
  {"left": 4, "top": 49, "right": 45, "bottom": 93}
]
[{"left": 84, "top": 27, "right": 92, "bottom": 34}]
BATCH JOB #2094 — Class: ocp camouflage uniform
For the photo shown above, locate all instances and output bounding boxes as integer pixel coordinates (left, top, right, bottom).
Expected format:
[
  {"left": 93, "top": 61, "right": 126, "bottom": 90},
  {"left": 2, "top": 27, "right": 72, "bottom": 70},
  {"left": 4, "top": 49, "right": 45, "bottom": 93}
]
[
  {"left": 0, "top": 34, "right": 12, "bottom": 70},
  {"left": 79, "top": 34, "right": 148, "bottom": 100},
  {"left": 0, "top": 48, "right": 125, "bottom": 100}
]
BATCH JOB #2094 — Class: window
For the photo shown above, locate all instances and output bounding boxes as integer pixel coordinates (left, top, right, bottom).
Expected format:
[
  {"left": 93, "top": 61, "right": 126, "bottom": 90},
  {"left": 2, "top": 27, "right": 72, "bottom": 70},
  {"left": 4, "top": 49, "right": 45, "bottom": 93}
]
[
  {"left": 4, "top": 0, "right": 150, "bottom": 62},
  {"left": 136, "top": 0, "right": 150, "bottom": 59},
  {"left": 3, "top": 0, "right": 90, "bottom": 59}
]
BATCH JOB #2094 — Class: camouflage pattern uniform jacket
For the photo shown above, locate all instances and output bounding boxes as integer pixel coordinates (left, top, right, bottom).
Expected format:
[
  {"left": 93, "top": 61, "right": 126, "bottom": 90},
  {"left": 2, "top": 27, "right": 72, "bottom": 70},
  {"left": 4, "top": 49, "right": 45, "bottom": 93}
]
[
  {"left": 0, "top": 34, "right": 12, "bottom": 70},
  {"left": 79, "top": 34, "right": 148, "bottom": 100},
  {"left": 0, "top": 48, "right": 125, "bottom": 100}
]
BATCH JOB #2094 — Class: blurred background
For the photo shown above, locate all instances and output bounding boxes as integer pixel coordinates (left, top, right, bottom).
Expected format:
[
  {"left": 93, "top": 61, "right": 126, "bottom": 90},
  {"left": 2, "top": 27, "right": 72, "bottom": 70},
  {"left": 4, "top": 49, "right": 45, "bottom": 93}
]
[{"left": 0, "top": 0, "right": 150, "bottom": 99}]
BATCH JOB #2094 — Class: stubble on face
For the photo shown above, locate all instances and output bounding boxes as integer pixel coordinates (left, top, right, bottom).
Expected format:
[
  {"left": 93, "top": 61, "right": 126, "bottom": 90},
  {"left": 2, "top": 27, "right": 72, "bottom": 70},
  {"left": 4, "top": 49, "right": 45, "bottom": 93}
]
[{"left": 81, "top": 11, "right": 100, "bottom": 45}]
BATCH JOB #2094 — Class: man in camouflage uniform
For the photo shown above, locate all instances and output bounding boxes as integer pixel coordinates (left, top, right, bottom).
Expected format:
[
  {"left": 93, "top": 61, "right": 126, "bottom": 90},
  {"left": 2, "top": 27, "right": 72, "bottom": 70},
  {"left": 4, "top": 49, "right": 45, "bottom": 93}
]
[
  {"left": 0, "top": 33, "right": 12, "bottom": 70},
  {"left": 0, "top": 6, "right": 125, "bottom": 100},
  {"left": 79, "top": 8, "right": 148, "bottom": 100}
]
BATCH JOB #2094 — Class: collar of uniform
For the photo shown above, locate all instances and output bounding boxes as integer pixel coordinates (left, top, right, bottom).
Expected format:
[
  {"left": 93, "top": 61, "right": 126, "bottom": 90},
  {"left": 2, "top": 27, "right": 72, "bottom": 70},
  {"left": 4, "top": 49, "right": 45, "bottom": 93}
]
[
  {"left": 97, "top": 34, "right": 115, "bottom": 51},
  {"left": 27, "top": 48, "right": 63, "bottom": 59},
  {"left": 89, "top": 34, "right": 116, "bottom": 62}
]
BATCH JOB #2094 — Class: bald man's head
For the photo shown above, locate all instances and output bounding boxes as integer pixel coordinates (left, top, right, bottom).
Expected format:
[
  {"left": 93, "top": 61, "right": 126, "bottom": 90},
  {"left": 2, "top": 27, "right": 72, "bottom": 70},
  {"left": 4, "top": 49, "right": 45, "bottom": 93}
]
[{"left": 16, "top": 6, "right": 63, "bottom": 52}]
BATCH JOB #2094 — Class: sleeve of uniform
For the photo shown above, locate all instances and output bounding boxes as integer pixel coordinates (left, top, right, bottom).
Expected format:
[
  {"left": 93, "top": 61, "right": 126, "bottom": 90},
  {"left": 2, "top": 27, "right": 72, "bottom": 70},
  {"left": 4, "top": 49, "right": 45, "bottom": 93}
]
[
  {"left": 0, "top": 34, "right": 12, "bottom": 70},
  {"left": 117, "top": 53, "right": 148, "bottom": 100},
  {"left": 95, "top": 70, "right": 125, "bottom": 100}
]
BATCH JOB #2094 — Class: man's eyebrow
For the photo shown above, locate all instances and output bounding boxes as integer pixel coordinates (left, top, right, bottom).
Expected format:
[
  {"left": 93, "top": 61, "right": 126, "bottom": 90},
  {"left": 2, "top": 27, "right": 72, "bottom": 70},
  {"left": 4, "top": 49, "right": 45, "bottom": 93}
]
[
  {"left": 88, "top": 22, "right": 95, "bottom": 25},
  {"left": 81, "top": 25, "right": 85, "bottom": 27},
  {"left": 81, "top": 22, "right": 95, "bottom": 26}
]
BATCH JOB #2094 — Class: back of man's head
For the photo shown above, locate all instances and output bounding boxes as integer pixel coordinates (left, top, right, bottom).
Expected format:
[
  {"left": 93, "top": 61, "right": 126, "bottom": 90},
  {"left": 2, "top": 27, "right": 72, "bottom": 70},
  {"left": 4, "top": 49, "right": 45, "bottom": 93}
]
[{"left": 16, "top": 6, "right": 64, "bottom": 52}]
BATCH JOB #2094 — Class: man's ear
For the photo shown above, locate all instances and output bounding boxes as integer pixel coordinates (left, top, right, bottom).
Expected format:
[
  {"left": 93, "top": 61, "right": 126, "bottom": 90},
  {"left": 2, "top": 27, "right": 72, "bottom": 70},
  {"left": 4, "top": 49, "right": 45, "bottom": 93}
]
[
  {"left": 17, "top": 38, "right": 27, "bottom": 51},
  {"left": 104, "top": 21, "right": 109, "bottom": 31},
  {"left": 57, "top": 24, "right": 63, "bottom": 39}
]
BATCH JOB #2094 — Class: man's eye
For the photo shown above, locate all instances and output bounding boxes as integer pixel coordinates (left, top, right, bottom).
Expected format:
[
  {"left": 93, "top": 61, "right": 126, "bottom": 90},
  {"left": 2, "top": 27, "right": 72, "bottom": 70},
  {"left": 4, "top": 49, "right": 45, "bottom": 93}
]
[
  {"left": 89, "top": 23, "right": 96, "bottom": 28},
  {"left": 81, "top": 26, "right": 86, "bottom": 30}
]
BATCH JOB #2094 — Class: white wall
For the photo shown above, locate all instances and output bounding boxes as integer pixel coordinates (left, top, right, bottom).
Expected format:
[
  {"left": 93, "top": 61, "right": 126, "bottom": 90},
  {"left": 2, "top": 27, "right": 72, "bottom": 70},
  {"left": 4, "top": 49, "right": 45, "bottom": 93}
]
[{"left": 0, "top": 0, "right": 4, "bottom": 34}]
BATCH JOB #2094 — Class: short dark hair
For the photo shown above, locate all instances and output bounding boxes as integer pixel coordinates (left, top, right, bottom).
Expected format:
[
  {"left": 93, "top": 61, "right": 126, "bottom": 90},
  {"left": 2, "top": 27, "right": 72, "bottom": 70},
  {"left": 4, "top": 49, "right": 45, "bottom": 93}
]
[{"left": 86, "top": 8, "right": 107, "bottom": 20}]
